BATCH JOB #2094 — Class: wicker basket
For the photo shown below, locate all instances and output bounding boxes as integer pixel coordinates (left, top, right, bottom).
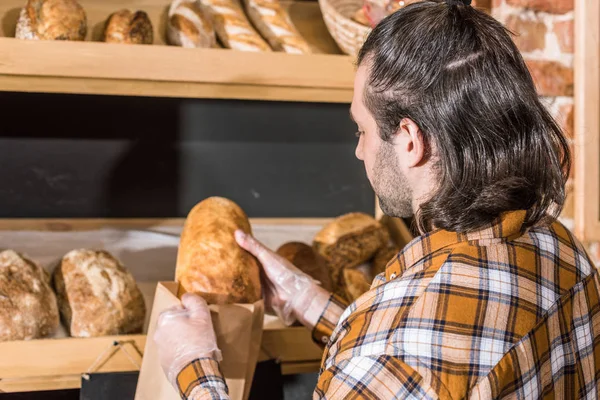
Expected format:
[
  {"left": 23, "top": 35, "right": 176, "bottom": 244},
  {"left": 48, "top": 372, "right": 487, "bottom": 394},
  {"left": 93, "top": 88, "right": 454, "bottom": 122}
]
[{"left": 319, "top": 0, "right": 372, "bottom": 57}]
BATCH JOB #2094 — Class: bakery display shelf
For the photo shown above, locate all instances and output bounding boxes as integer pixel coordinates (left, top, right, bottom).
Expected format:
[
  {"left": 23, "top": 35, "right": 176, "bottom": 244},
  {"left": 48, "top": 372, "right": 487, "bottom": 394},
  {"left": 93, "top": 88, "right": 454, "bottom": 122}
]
[
  {"left": 0, "top": 0, "right": 355, "bottom": 103},
  {"left": 0, "top": 216, "right": 412, "bottom": 393}
]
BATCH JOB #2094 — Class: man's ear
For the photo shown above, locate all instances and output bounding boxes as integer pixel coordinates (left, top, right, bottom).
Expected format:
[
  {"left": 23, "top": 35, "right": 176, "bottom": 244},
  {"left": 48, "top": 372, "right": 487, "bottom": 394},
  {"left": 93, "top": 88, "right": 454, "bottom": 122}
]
[{"left": 398, "top": 118, "right": 426, "bottom": 168}]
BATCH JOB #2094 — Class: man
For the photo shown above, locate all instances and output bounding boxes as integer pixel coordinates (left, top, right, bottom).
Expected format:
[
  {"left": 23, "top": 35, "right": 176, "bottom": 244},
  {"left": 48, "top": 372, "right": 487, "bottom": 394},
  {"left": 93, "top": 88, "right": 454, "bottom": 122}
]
[{"left": 155, "top": 0, "right": 600, "bottom": 398}]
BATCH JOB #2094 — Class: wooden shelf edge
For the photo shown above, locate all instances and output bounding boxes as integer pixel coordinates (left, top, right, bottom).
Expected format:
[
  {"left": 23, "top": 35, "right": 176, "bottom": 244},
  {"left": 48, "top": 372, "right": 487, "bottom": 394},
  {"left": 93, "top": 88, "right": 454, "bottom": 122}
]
[
  {"left": 0, "top": 38, "right": 355, "bottom": 102},
  {"left": 0, "top": 217, "right": 334, "bottom": 231}
]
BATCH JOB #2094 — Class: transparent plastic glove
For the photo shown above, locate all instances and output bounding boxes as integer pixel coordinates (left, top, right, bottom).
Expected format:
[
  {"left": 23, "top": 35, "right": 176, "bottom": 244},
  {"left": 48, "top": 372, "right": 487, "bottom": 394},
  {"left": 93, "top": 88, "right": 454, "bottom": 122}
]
[
  {"left": 153, "top": 293, "right": 223, "bottom": 387},
  {"left": 235, "top": 230, "right": 331, "bottom": 327}
]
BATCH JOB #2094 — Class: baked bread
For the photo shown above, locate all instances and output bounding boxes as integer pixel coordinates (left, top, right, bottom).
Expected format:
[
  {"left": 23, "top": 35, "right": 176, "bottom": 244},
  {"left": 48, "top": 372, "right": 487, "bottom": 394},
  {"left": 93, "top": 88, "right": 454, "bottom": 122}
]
[
  {"left": 167, "top": 0, "right": 216, "bottom": 48},
  {"left": 0, "top": 250, "right": 59, "bottom": 341},
  {"left": 243, "top": 0, "right": 311, "bottom": 54},
  {"left": 176, "top": 197, "right": 262, "bottom": 304},
  {"left": 372, "top": 243, "right": 399, "bottom": 277},
  {"left": 276, "top": 242, "right": 333, "bottom": 292},
  {"left": 343, "top": 267, "right": 371, "bottom": 302},
  {"left": 201, "top": 0, "right": 271, "bottom": 52},
  {"left": 103, "top": 9, "right": 153, "bottom": 44},
  {"left": 15, "top": 0, "right": 87, "bottom": 41},
  {"left": 313, "top": 212, "right": 388, "bottom": 298},
  {"left": 53, "top": 249, "right": 146, "bottom": 338}
]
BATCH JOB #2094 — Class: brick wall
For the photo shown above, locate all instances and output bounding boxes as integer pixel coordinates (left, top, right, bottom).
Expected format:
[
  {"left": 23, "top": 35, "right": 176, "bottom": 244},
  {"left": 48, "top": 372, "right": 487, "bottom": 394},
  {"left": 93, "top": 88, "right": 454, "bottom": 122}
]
[{"left": 490, "top": 0, "right": 599, "bottom": 262}]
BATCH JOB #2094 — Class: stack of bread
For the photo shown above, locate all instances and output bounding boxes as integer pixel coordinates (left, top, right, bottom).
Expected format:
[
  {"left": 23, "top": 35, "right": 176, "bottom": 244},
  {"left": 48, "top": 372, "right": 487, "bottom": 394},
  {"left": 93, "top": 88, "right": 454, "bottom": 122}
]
[
  {"left": 14, "top": 0, "right": 312, "bottom": 53},
  {"left": 0, "top": 248, "right": 146, "bottom": 342}
]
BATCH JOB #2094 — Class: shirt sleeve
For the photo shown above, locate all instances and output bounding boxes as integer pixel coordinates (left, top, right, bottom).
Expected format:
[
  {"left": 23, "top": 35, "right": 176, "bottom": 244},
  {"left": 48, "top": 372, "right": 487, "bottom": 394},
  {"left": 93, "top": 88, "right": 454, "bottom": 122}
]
[
  {"left": 176, "top": 358, "right": 229, "bottom": 400},
  {"left": 314, "top": 355, "right": 451, "bottom": 400},
  {"left": 311, "top": 294, "right": 347, "bottom": 347}
]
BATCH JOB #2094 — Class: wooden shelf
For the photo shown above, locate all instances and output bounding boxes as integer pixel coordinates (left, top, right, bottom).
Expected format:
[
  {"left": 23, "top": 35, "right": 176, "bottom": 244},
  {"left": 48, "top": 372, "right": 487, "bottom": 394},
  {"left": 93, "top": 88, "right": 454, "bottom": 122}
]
[{"left": 0, "top": 0, "right": 355, "bottom": 102}]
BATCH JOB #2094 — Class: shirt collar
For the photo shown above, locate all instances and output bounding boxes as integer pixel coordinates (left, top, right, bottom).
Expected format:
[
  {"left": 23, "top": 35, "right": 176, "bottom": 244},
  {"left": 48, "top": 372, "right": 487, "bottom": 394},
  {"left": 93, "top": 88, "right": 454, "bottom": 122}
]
[{"left": 386, "top": 210, "right": 528, "bottom": 280}]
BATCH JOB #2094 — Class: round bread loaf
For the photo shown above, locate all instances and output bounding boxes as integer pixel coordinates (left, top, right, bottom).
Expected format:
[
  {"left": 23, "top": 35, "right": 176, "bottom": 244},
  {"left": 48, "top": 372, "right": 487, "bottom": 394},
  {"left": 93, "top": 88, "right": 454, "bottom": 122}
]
[
  {"left": 15, "top": 0, "right": 87, "bottom": 41},
  {"left": 53, "top": 249, "right": 146, "bottom": 338},
  {"left": 343, "top": 267, "right": 371, "bottom": 302},
  {"left": 372, "top": 243, "right": 399, "bottom": 277},
  {"left": 176, "top": 197, "right": 262, "bottom": 304},
  {"left": 313, "top": 212, "right": 388, "bottom": 299},
  {"left": 276, "top": 242, "right": 333, "bottom": 292},
  {"left": 0, "top": 250, "right": 59, "bottom": 341},
  {"left": 103, "top": 9, "right": 153, "bottom": 44}
]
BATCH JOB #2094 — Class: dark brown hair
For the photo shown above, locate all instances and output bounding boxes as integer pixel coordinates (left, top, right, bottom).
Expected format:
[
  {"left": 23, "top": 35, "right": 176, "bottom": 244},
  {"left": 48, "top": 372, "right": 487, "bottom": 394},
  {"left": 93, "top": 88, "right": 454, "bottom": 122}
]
[{"left": 357, "top": 0, "right": 570, "bottom": 233}]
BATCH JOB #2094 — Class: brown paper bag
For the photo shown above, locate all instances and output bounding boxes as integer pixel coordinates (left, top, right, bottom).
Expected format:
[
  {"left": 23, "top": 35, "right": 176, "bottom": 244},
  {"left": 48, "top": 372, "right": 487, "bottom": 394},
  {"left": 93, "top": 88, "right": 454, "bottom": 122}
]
[{"left": 135, "top": 282, "right": 264, "bottom": 400}]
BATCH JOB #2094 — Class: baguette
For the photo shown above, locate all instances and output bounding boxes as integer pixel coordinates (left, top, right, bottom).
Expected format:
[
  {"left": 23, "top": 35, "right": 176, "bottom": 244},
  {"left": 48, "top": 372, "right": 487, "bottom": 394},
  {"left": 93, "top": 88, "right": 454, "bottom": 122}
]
[
  {"left": 200, "top": 0, "right": 271, "bottom": 52},
  {"left": 167, "top": 0, "right": 217, "bottom": 48},
  {"left": 243, "top": 0, "right": 311, "bottom": 54}
]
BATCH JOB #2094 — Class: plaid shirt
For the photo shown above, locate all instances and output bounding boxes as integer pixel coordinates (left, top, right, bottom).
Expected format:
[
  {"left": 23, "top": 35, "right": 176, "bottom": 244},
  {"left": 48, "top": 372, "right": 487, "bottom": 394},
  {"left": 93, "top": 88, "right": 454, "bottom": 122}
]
[{"left": 177, "top": 210, "right": 600, "bottom": 399}]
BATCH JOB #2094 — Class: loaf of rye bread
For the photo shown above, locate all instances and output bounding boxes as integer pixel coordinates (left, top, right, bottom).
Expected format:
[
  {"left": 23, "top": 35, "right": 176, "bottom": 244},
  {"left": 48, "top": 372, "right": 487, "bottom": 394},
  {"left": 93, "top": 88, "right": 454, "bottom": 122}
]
[
  {"left": 0, "top": 250, "right": 59, "bottom": 341},
  {"left": 53, "top": 249, "right": 146, "bottom": 337},
  {"left": 276, "top": 241, "right": 333, "bottom": 292},
  {"left": 176, "top": 197, "right": 262, "bottom": 304}
]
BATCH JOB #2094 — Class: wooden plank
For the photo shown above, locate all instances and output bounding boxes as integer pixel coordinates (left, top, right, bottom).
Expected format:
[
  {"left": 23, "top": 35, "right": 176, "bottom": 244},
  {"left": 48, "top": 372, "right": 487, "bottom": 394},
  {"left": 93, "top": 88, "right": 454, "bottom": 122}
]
[
  {"left": 0, "top": 38, "right": 353, "bottom": 88},
  {"left": 281, "top": 361, "right": 321, "bottom": 375},
  {"left": 0, "top": 374, "right": 82, "bottom": 393},
  {"left": 574, "top": 0, "right": 600, "bottom": 242},
  {"left": 0, "top": 217, "right": 333, "bottom": 231},
  {"left": 0, "top": 75, "right": 353, "bottom": 103},
  {"left": 0, "top": 335, "right": 146, "bottom": 380}
]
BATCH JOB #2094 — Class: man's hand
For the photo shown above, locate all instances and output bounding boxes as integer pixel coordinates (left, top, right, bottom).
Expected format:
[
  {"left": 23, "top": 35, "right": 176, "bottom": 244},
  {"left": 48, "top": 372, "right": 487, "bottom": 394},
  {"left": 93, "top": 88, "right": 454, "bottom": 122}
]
[
  {"left": 154, "top": 293, "right": 222, "bottom": 387},
  {"left": 235, "top": 230, "right": 332, "bottom": 327}
]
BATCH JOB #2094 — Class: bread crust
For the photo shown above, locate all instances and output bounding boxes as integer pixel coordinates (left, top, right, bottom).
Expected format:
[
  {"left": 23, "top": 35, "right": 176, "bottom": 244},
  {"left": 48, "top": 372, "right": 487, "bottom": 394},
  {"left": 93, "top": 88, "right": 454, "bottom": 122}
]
[
  {"left": 167, "top": 0, "right": 217, "bottom": 48},
  {"left": 104, "top": 9, "right": 153, "bottom": 44},
  {"left": 52, "top": 249, "right": 146, "bottom": 337},
  {"left": 15, "top": 0, "right": 87, "bottom": 41},
  {"left": 276, "top": 241, "right": 333, "bottom": 292},
  {"left": 0, "top": 250, "right": 59, "bottom": 341},
  {"left": 176, "top": 197, "right": 262, "bottom": 304}
]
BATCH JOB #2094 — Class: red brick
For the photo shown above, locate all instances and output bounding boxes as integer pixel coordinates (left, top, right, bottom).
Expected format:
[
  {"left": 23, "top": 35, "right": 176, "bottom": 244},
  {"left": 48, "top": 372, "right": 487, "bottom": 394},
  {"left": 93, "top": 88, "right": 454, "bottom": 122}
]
[
  {"left": 554, "top": 19, "right": 574, "bottom": 53},
  {"left": 506, "top": 0, "right": 573, "bottom": 14},
  {"left": 506, "top": 14, "right": 547, "bottom": 53},
  {"left": 526, "top": 60, "right": 574, "bottom": 96}
]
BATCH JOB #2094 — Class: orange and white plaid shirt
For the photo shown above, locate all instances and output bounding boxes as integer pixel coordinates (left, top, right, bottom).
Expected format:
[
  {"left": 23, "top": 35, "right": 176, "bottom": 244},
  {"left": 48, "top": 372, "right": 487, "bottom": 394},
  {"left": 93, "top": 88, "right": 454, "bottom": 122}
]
[{"left": 178, "top": 210, "right": 600, "bottom": 399}]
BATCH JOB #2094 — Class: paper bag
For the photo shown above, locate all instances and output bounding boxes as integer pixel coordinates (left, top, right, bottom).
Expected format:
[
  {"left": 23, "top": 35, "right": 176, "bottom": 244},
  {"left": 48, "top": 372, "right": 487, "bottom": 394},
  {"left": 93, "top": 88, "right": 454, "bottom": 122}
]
[{"left": 135, "top": 282, "right": 264, "bottom": 400}]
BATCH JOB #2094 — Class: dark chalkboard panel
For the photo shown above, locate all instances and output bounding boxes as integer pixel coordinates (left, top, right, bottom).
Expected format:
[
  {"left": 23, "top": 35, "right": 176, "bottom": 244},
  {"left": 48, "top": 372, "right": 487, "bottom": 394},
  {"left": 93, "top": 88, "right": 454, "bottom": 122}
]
[{"left": 0, "top": 92, "right": 373, "bottom": 219}]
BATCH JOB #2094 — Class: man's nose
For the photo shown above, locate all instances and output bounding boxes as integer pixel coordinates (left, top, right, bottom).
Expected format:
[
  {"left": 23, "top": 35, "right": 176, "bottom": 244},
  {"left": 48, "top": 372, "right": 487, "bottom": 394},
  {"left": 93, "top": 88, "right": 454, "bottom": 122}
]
[{"left": 355, "top": 137, "right": 364, "bottom": 161}]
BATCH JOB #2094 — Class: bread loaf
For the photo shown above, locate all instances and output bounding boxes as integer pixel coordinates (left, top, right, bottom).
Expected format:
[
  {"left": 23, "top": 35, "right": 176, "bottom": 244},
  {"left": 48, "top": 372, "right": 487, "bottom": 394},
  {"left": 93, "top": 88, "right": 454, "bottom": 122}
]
[
  {"left": 372, "top": 243, "right": 399, "bottom": 276},
  {"left": 52, "top": 249, "right": 146, "bottom": 338},
  {"left": 276, "top": 242, "right": 332, "bottom": 292},
  {"left": 103, "top": 9, "right": 153, "bottom": 44},
  {"left": 176, "top": 197, "right": 262, "bottom": 304},
  {"left": 167, "top": 0, "right": 216, "bottom": 48},
  {"left": 15, "top": 0, "right": 87, "bottom": 41},
  {"left": 0, "top": 250, "right": 59, "bottom": 341},
  {"left": 243, "top": 0, "right": 311, "bottom": 54},
  {"left": 343, "top": 267, "right": 371, "bottom": 301},
  {"left": 313, "top": 212, "right": 388, "bottom": 298},
  {"left": 201, "top": 0, "right": 271, "bottom": 52}
]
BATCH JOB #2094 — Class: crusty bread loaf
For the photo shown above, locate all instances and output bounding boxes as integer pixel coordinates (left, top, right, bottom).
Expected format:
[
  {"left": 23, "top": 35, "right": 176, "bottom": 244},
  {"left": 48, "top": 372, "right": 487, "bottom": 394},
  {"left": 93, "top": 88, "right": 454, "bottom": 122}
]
[
  {"left": 176, "top": 197, "right": 262, "bottom": 304},
  {"left": 242, "top": 0, "right": 311, "bottom": 54},
  {"left": 103, "top": 9, "right": 153, "bottom": 44},
  {"left": 0, "top": 250, "right": 59, "bottom": 341},
  {"left": 167, "top": 0, "right": 216, "bottom": 48},
  {"left": 201, "top": 0, "right": 271, "bottom": 52},
  {"left": 372, "top": 243, "right": 399, "bottom": 277},
  {"left": 53, "top": 249, "right": 146, "bottom": 338},
  {"left": 276, "top": 242, "right": 333, "bottom": 292},
  {"left": 343, "top": 267, "right": 371, "bottom": 301},
  {"left": 15, "top": 0, "right": 87, "bottom": 41},
  {"left": 313, "top": 212, "right": 388, "bottom": 299}
]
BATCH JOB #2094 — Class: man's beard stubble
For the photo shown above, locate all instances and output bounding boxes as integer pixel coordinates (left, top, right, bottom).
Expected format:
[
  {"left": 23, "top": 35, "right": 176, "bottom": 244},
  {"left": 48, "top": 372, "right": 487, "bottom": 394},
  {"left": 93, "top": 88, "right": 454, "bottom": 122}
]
[{"left": 371, "top": 141, "right": 414, "bottom": 218}]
